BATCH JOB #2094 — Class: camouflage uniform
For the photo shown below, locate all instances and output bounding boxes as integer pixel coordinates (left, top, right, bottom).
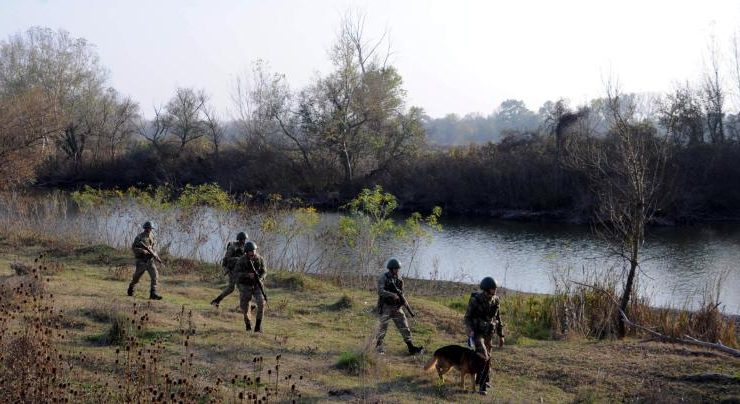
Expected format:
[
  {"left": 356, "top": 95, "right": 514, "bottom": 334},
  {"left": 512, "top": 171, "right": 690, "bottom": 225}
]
[
  {"left": 375, "top": 271, "right": 413, "bottom": 349},
  {"left": 129, "top": 231, "right": 158, "bottom": 294},
  {"left": 233, "top": 253, "right": 266, "bottom": 330},
  {"left": 464, "top": 291, "right": 505, "bottom": 392},
  {"left": 211, "top": 241, "right": 246, "bottom": 305}
]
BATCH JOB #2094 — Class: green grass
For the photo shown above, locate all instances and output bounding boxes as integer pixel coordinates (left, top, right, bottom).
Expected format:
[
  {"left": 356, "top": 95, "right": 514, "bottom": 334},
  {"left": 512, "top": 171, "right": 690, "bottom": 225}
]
[{"left": 1, "top": 238, "right": 738, "bottom": 403}]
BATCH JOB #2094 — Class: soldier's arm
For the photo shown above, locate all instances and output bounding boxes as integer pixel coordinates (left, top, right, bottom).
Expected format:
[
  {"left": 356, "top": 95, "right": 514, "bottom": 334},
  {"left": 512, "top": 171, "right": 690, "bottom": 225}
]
[
  {"left": 464, "top": 294, "right": 477, "bottom": 334},
  {"left": 377, "top": 274, "right": 397, "bottom": 300},
  {"left": 494, "top": 296, "right": 505, "bottom": 337},
  {"left": 256, "top": 257, "right": 266, "bottom": 280},
  {"left": 222, "top": 243, "right": 233, "bottom": 267},
  {"left": 131, "top": 235, "right": 150, "bottom": 255}
]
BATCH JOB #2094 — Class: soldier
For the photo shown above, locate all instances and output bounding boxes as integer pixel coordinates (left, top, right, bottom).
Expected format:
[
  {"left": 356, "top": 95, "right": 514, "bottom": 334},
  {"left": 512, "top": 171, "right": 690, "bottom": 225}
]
[
  {"left": 210, "top": 231, "right": 248, "bottom": 307},
  {"left": 375, "top": 258, "right": 424, "bottom": 355},
  {"left": 127, "top": 221, "right": 162, "bottom": 300},
  {"left": 464, "top": 276, "right": 505, "bottom": 395},
  {"left": 233, "top": 241, "right": 266, "bottom": 332}
]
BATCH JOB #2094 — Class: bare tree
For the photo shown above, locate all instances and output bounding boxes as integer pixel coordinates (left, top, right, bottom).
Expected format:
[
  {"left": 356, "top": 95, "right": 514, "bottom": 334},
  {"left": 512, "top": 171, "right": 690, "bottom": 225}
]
[
  {"left": 202, "top": 104, "right": 223, "bottom": 156},
  {"left": 658, "top": 83, "right": 704, "bottom": 145},
  {"left": 138, "top": 105, "right": 171, "bottom": 153},
  {"left": 702, "top": 34, "right": 725, "bottom": 144},
  {"left": 0, "top": 89, "right": 62, "bottom": 188},
  {"left": 565, "top": 83, "right": 671, "bottom": 338},
  {"left": 166, "top": 87, "right": 208, "bottom": 156}
]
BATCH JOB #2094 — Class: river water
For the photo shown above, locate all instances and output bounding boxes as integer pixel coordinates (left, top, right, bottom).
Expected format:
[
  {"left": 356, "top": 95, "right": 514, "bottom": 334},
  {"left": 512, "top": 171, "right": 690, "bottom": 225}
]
[
  {"left": 399, "top": 218, "right": 740, "bottom": 315},
  {"left": 97, "top": 206, "right": 740, "bottom": 314}
]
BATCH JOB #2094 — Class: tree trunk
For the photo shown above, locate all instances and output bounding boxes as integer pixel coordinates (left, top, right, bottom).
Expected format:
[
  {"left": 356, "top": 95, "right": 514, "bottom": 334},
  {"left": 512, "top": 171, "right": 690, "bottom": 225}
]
[{"left": 618, "top": 257, "right": 638, "bottom": 338}]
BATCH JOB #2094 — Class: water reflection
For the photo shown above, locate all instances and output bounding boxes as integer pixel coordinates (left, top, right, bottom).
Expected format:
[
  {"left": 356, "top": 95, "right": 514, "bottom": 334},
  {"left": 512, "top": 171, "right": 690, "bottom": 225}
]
[
  {"left": 99, "top": 206, "right": 740, "bottom": 314},
  {"left": 397, "top": 218, "right": 740, "bottom": 314}
]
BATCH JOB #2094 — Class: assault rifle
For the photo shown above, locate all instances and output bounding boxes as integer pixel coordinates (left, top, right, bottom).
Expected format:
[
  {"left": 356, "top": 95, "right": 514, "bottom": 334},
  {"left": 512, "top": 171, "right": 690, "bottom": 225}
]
[
  {"left": 141, "top": 244, "right": 163, "bottom": 265},
  {"left": 386, "top": 281, "right": 415, "bottom": 317},
  {"left": 247, "top": 258, "right": 268, "bottom": 303}
]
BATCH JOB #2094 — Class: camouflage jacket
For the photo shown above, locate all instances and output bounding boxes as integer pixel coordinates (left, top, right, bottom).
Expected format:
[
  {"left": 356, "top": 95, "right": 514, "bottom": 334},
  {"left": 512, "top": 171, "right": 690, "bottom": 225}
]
[
  {"left": 464, "top": 291, "right": 505, "bottom": 337},
  {"left": 377, "top": 271, "right": 404, "bottom": 308},
  {"left": 233, "top": 254, "right": 266, "bottom": 286},
  {"left": 131, "top": 231, "right": 155, "bottom": 261},
  {"left": 221, "top": 241, "right": 246, "bottom": 271}
]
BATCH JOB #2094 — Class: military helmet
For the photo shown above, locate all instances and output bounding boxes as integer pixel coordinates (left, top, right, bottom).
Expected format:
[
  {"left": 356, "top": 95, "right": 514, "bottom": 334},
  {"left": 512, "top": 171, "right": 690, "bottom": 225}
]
[
  {"left": 143, "top": 221, "right": 155, "bottom": 229},
  {"left": 236, "top": 232, "right": 247, "bottom": 241},
  {"left": 386, "top": 258, "right": 401, "bottom": 270},
  {"left": 245, "top": 241, "right": 257, "bottom": 252},
  {"left": 479, "top": 277, "right": 498, "bottom": 290}
]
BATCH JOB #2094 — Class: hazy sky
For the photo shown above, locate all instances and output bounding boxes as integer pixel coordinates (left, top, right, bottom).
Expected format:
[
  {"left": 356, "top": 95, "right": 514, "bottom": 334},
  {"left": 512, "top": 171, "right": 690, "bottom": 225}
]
[{"left": 2, "top": 0, "right": 739, "bottom": 118}]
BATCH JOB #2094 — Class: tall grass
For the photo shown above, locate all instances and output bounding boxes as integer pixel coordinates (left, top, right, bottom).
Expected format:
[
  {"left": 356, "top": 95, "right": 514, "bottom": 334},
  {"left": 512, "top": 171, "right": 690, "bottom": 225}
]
[
  {"left": 501, "top": 265, "right": 738, "bottom": 348},
  {"left": 0, "top": 252, "right": 309, "bottom": 403}
]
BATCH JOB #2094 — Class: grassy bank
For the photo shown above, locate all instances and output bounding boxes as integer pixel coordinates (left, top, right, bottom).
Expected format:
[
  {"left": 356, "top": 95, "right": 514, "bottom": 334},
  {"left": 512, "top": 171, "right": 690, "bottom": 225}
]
[{"left": 0, "top": 236, "right": 738, "bottom": 403}]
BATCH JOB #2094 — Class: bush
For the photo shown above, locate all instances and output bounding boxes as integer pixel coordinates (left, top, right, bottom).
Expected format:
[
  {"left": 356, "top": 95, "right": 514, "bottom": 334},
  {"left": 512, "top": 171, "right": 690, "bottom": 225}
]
[{"left": 336, "top": 351, "right": 374, "bottom": 375}]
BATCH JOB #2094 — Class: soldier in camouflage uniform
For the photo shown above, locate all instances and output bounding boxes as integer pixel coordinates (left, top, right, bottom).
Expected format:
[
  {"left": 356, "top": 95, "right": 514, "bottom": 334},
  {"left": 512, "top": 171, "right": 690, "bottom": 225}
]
[
  {"left": 464, "top": 276, "right": 505, "bottom": 395},
  {"left": 210, "top": 232, "right": 248, "bottom": 307},
  {"left": 127, "top": 221, "right": 162, "bottom": 300},
  {"left": 233, "top": 241, "right": 266, "bottom": 332},
  {"left": 375, "top": 258, "right": 424, "bottom": 355}
]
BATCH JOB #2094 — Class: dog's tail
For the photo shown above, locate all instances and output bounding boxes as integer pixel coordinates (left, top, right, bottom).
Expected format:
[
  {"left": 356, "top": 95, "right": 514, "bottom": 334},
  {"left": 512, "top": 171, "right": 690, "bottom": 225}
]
[{"left": 423, "top": 355, "right": 438, "bottom": 372}]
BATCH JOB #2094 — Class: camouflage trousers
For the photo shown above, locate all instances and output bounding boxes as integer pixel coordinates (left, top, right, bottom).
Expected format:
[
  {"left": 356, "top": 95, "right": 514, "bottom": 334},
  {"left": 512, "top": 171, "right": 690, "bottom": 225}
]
[
  {"left": 472, "top": 333, "right": 493, "bottom": 360},
  {"left": 375, "top": 304, "right": 412, "bottom": 346},
  {"left": 130, "top": 259, "right": 158, "bottom": 292},
  {"left": 238, "top": 283, "right": 264, "bottom": 323},
  {"left": 213, "top": 270, "right": 237, "bottom": 303},
  {"left": 472, "top": 333, "right": 493, "bottom": 387}
]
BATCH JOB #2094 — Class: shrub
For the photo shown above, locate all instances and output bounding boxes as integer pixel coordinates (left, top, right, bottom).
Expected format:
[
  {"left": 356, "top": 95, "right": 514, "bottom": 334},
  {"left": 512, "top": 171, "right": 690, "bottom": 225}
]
[{"left": 336, "top": 351, "right": 374, "bottom": 375}]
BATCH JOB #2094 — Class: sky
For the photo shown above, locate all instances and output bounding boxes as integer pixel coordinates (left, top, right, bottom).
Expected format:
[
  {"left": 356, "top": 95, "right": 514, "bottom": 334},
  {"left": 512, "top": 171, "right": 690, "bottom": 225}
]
[{"left": 2, "top": 0, "right": 739, "bottom": 118}]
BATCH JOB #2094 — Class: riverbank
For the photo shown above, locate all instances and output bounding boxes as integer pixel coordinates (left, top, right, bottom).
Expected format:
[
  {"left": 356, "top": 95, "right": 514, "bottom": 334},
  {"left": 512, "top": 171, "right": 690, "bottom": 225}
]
[{"left": 1, "top": 235, "right": 738, "bottom": 402}]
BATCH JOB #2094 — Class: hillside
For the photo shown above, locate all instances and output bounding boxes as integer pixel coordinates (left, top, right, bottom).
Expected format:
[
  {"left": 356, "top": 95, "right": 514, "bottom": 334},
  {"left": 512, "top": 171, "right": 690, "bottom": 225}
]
[{"left": 0, "top": 237, "right": 738, "bottom": 403}]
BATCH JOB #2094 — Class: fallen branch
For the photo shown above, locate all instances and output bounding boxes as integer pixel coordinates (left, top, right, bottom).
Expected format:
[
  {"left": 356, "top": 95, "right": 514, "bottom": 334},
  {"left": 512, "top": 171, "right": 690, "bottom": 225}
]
[{"left": 568, "top": 280, "right": 740, "bottom": 357}]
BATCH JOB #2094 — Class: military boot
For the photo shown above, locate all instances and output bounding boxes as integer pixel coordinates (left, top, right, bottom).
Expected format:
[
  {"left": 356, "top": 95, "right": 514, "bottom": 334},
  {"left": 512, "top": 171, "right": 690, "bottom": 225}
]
[
  {"left": 375, "top": 340, "right": 385, "bottom": 355},
  {"left": 405, "top": 341, "right": 424, "bottom": 355},
  {"left": 244, "top": 318, "right": 252, "bottom": 332},
  {"left": 210, "top": 298, "right": 221, "bottom": 308},
  {"left": 254, "top": 319, "right": 262, "bottom": 333},
  {"left": 127, "top": 284, "right": 134, "bottom": 297},
  {"left": 149, "top": 290, "right": 162, "bottom": 300}
]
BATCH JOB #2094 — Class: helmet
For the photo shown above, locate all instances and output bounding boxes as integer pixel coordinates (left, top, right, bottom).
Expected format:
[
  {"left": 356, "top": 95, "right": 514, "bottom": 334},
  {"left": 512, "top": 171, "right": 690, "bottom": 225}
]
[
  {"left": 236, "top": 232, "right": 247, "bottom": 241},
  {"left": 245, "top": 241, "right": 257, "bottom": 252},
  {"left": 143, "top": 221, "right": 155, "bottom": 229},
  {"left": 386, "top": 258, "right": 401, "bottom": 270},
  {"left": 479, "top": 277, "right": 497, "bottom": 291}
]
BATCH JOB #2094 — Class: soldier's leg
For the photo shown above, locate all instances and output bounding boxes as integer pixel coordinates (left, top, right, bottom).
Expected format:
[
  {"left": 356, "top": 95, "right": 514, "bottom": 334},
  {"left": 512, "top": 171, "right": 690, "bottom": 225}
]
[
  {"left": 239, "top": 286, "right": 254, "bottom": 331},
  {"left": 473, "top": 335, "right": 490, "bottom": 360},
  {"left": 375, "top": 306, "right": 392, "bottom": 352},
  {"left": 478, "top": 334, "right": 494, "bottom": 394},
  {"left": 128, "top": 260, "right": 146, "bottom": 294},
  {"left": 147, "top": 261, "right": 159, "bottom": 292},
  {"left": 212, "top": 276, "right": 236, "bottom": 305},
  {"left": 253, "top": 291, "right": 265, "bottom": 332},
  {"left": 390, "top": 307, "right": 413, "bottom": 344},
  {"left": 392, "top": 308, "right": 423, "bottom": 354}
]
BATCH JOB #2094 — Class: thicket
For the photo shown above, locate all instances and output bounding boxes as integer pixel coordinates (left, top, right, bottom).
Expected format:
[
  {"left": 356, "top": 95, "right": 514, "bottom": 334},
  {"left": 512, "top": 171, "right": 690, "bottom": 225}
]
[{"left": 3, "top": 26, "right": 740, "bottom": 223}]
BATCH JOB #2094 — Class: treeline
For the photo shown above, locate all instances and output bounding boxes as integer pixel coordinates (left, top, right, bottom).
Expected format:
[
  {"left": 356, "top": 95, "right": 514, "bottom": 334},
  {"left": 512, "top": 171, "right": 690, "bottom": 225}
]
[{"left": 2, "top": 24, "right": 740, "bottom": 222}]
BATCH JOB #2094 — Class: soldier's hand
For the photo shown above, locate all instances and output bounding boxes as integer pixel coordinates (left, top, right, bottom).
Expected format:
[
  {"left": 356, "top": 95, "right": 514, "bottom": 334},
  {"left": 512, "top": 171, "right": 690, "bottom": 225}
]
[
  {"left": 247, "top": 272, "right": 255, "bottom": 279},
  {"left": 498, "top": 336, "right": 505, "bottom": 348},
  {"left": 392, "top": 294, "right": 401, "bottom": 302}
]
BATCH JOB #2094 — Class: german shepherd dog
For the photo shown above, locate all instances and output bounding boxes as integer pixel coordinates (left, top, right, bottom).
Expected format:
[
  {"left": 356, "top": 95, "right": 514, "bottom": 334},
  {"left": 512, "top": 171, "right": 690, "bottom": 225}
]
[{"left": 423, "top": 345, "right": 488, "bottom": 391}]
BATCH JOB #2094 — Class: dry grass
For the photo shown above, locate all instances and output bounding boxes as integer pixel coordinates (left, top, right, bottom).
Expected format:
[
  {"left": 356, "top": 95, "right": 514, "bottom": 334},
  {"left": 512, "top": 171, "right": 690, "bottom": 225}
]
[{"left": 0, "top": 238, "right": 738, "bottom": 403}]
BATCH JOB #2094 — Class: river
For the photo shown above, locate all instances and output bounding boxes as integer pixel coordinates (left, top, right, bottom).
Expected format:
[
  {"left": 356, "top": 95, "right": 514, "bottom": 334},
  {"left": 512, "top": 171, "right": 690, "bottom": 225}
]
[{"left": 96, "top": 206, "right": 740, "bottom": 314}]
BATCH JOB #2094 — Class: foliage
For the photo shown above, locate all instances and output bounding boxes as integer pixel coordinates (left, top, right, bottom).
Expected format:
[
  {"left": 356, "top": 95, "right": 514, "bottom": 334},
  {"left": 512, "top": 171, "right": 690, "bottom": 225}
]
[
  {"left": 336, "top": 351, "right": 374, "bottom": 376},
  {"left": 334, "top": 185, "right": 442, "bottom": 284},
  {"left": 175, "top": 183, "right": 236, "bottom": 211}
]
